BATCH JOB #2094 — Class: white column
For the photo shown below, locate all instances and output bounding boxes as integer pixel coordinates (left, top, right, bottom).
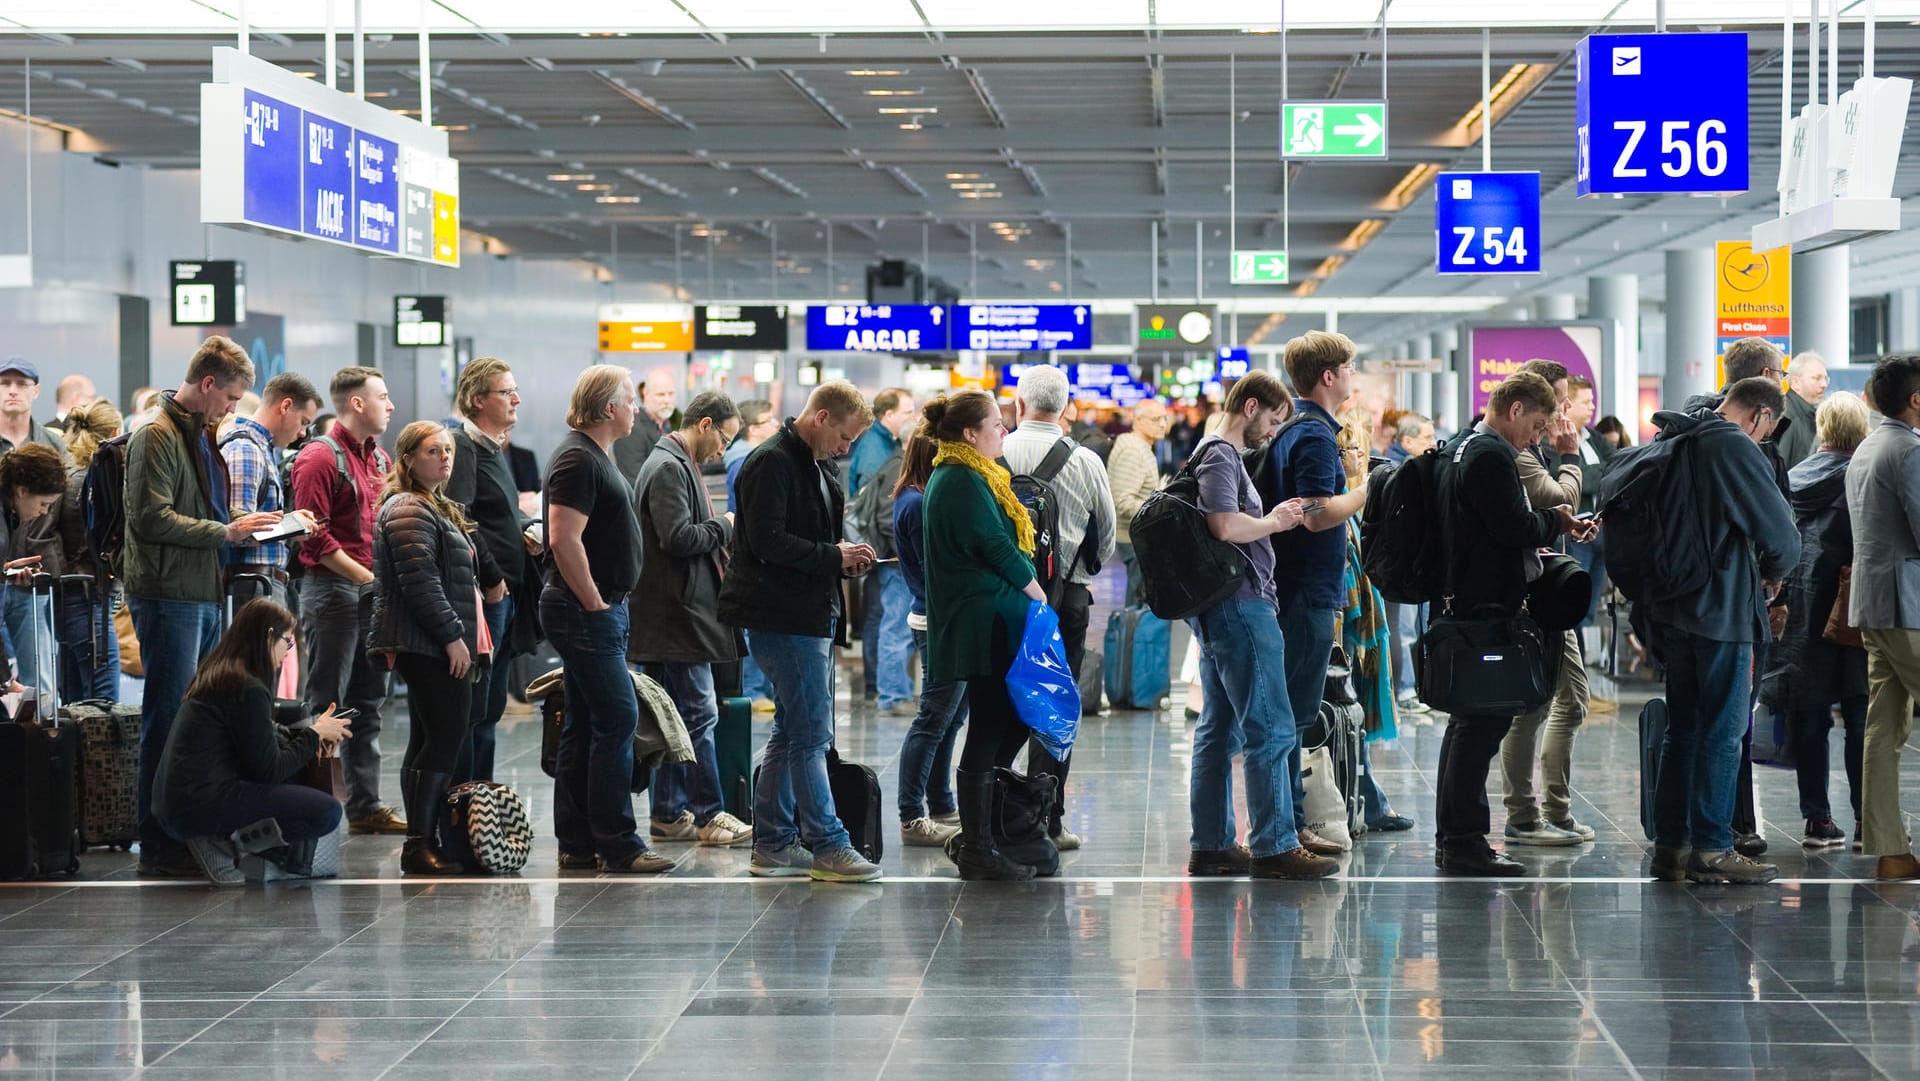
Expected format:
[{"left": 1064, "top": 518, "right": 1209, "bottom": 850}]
[
  {"left": 1435, "top": 326, "right": 1461, "bottom": 431},
  {"left": 1411, "top": 333, "right": 1436, "bottom": 415},
  {"left": 1665, "top": 248, "right": 1718, "bottom": 403},
  {"left": 1532, "top": 293, "right": 1578, "bottom": 322},
  {"left": 1497, "top": 302, "right": 1531, "bottom": 322},
  {"left": 1889, "top": 287, "right": 1920, "bottom": 352},
  {"left": 1588, "top": 274, "right": 1639, "bottom": 430},
  {"left": 1792, "top": 245, "right": 1852, "bottom": 366}
]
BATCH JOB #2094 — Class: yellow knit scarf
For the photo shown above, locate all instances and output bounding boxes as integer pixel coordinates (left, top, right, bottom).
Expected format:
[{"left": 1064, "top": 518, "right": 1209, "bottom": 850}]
[{"left": 933, "top": 440, "right": 1035, "bottom": 556}]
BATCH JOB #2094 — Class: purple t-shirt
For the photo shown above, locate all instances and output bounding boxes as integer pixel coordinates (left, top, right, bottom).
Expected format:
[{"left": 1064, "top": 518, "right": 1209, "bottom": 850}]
[{"left": 1190, "top": 436, "right": 1277, "bottom": 607}]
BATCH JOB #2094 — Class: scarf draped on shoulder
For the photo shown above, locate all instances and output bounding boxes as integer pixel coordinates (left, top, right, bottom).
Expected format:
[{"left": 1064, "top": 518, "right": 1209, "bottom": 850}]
[{"left": 932, "top": 440, "right": 1035, "bottom": 556}]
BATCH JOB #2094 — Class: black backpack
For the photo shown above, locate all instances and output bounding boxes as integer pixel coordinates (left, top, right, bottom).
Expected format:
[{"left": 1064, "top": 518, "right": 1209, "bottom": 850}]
[
  {"left": 1244, "top": 411, "right": 1339, "bottom": 511},
  {"left": 1000, "top": 437, "right": 1077, "bottom": 604},
  {"left": 1597, "top": 421, "right": 1712, "bottom": 606},
  {"left": 81, "top": 433, "right": 133, "bottom": 586},
  {"left": 1359, "top": 448, "right": 1446, "bottom": 604},
  {"left": 1127, "top": 439, "right": 1250, "bottom": 620}
]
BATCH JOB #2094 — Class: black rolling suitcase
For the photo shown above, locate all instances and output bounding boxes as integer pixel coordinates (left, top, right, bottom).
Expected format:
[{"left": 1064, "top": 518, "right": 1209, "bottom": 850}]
[
  {"left": 717, "top": 695, "right": 754, "bottom": 821},
  {"left": 827, "top": 748, "right": 884, "bottom": 863},
  {"left": 1639, "top": 698, "right": 1668, "bottom": 841},
  {"left": 0, "top": 573, "right": 82, "bottom": 880}
]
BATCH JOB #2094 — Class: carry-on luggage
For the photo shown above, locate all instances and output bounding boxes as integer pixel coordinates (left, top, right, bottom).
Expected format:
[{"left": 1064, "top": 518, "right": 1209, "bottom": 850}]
[
  {"left": 1639, "top": 698, "right": 1668, "bottom": 841},
  {"left": 65, "top": 700, "right": 140, "bottom": 849},
  {"left": 0, "top": 573, "right": 81, "bottom": 880},
  {"left": 751, "top": 746, "right": 884, "bottom": 863},
  {"left": 1077, "top": 651, "right": 1105, "bottom": 717},
  {"left": 1302, "top": 651, "right": 1367, "bottom": 840},
  {"left": 444, "top": 781, "right": 533, "bottom": 874},
  {"left": 717, "top": 695, "right": 754, "bottom": 821},
  {"left": 1103, "top": 607, "right": 1171, "bottom": 710}
]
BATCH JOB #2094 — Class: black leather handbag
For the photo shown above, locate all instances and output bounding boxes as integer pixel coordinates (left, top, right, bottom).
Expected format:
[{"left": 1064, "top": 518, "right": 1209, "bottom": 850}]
[{"left": 1415, "top": 608, "right": 1553, "bottom": 715}]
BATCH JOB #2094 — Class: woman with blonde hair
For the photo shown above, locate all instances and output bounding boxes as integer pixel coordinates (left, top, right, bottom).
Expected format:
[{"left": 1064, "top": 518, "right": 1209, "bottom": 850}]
[
  {"left": 56, "top": 398, "right": 124, "bottom": 700},
  {"left": 369, "top": 421, "right": 487, "bottom": 874}
]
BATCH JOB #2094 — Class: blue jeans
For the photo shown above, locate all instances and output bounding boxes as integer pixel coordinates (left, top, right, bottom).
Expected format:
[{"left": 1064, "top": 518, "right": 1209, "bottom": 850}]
[
  {"left": 1277, "top": 600, "right": 1339, "bottom": 834},
  {"left": 898, "top": 627, "right": 968, "bottom": 821},
  {"left": 541, "top": 586, "right": 645, "bottom": 864},
  {"left": 741, "top": 653, "right": 774, "bottom": 701},
  {"left": 1388, "top": 602, "right": 1425, "bottom": 697},
  {"left": 3, "top": 585, "right": 53, "bottom": 691},
  {"left": 645, "top": 662, "right": 725, "bottom": 826},
  {"left": 57, "top": 586, "right": 120, "bottom": 705},
  {"left": 458, "top": 595, "right": 513, "bottom": 784},
  {"left": 1652, "top": 628, "right": 1753, "bottom": 852},
  {"left": 161, "top": 781, "right": 343, "bottom": 845},
  {"left": 130, "top": 596, "right": 222, "bottom": 861},
  {"left": 748, "top": 625, "right": 850, "bottom": 853},
  {"left": 1189, "top": 597, "right": 1300, "bottom": 858},
  {"left": 873, "top": 566, "right": 916, "bottom": 708}
]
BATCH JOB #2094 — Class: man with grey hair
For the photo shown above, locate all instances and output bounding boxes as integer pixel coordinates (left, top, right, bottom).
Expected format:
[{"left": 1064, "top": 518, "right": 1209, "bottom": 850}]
[
  {"left": 1005, "top": 364, "right": 1117, "bottom": 851},
  {"left": 50, "top": 373, "right": 95, "bottom": 434},
  {"left": 1777, "top": 352, "right": 1828, "bottom": 469}
]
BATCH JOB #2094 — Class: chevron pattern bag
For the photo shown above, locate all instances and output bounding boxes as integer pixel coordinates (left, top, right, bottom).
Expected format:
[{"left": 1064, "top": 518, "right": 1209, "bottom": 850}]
[{"left": 445, "top": 781, "right": 533, "bottom": 874}]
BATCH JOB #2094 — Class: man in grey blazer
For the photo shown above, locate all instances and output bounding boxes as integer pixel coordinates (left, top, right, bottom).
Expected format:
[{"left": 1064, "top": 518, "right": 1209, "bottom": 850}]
[{"left": 1844, "top": 355, "right": 1920, "bottom": 881}]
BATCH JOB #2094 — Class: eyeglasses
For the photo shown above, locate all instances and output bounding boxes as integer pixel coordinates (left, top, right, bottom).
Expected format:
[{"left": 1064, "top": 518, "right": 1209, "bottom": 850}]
[
  {"left": 485, "top": 386, "right": 521, "bottom": 397},
  {"left": 1763, "top": 366, "right": 1788, "bottom": 379},
  {"left": 278, "top": 632, "right": 297, "bottom": 647}
]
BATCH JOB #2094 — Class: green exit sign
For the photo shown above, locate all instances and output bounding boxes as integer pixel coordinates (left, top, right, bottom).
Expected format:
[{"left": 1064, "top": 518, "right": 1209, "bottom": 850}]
[
  {"left": 1231, "top": 250, "right": 1289, "bottom": 284},
  {"left": 1280, "top": 101, "right": 1389, "bottom": 159}
]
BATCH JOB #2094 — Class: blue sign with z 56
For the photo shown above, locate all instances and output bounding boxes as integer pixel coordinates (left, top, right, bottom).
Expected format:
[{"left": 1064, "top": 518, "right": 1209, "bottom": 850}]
[
  {"left": 1576, "top": 31, "right": 1749, "bottom": 196},
  {"left": 1435, "top": 171, "right": 1541, "bottom": 275}
]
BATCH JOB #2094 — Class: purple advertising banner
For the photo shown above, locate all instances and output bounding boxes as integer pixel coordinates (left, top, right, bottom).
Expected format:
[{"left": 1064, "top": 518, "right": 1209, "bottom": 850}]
[{"left": 1467, "top": 324, "right": 1604, "bottom": 419}]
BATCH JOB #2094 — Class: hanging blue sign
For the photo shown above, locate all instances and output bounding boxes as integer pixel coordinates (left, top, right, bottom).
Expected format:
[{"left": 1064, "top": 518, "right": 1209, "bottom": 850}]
[
  {"left": 1434, "top": 171, "right": 1542, "bottom": 275},
  {"left": 300, "top": 112, "right": 353, "bottom": 242},
  {"left": 1576, "top": 31, "right": 1749, "bottom": 196},
  {"left": 352, "top": 130, "right": 400, "bottom": 253},
  {"left": 240, "top": 90, "right": 301, "bottom": 233},
  {"left": 1216, "top": 347, "right": 1250, "bottom": 378},
  {"left": 804, "top": 304, "right": 950, "bottom": 352},
  {"left": 951, "top": 304, "right": 1093, "bottom": 351}
]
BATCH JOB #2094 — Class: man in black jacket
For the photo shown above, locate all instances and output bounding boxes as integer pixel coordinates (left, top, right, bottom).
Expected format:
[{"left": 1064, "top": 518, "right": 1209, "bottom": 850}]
[
  {"left": 1433, "top": 372, "right": 1594, "bottom": 876},
  {"left": 446, "top": 357, "right": 535, "bottom": 783},
  {"left": 719, "top": 381, "right": 880, "bottom": 883},
  {"left": 631, "top": 391, "right": 753, "bottom": 849}
]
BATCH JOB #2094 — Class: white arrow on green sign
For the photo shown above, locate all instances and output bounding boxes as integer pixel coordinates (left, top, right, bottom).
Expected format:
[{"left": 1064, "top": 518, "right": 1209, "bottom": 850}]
[
  {"left": 1280, "top": 101, "right": 1389, "bottom": 159},
  {"left": 1230, "top": 250, "right": 1290, "bottom": 284}
]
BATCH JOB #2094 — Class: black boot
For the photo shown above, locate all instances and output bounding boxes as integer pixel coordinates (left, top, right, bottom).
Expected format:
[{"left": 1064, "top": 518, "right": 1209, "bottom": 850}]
[
  {"left": 400, "top": 769, "right": 459, "bottom": 875},
  {"left": 993, "top": 767, "right": 1060, "bottom": 877},
  {"left": 951, "top": 769, "right": 1035, "bottom": 881}
]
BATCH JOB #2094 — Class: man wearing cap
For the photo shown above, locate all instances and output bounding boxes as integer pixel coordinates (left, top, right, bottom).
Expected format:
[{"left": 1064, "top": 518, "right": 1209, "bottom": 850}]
[{"left": 0, "top": 360, "right": 69, "bottom": 460}]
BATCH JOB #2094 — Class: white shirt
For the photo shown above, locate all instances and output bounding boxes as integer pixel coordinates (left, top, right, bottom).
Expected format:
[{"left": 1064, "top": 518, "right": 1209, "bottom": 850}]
[{"left": 1001, "top": 420, "right": 1119, "bottom": 587}]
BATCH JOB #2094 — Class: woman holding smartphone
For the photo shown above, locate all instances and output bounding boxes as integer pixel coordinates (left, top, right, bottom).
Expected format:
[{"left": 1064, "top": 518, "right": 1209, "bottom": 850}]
[{"left": 0, "top": 443, "right": 73, "bottom": 700}]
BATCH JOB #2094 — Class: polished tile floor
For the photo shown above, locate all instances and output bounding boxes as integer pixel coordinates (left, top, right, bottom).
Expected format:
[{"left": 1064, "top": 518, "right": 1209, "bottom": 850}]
[{"left": 7, "top": 598, "right": 1920, "bottom": 1078}]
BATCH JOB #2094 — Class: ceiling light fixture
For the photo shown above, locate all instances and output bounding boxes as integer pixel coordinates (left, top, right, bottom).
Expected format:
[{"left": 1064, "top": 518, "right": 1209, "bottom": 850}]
[
  {"left": 432, "top": 124, "right": 470, "bottom": 131},
  {"left": 877, "top": 106, "right": 938, "bottom": 115},
  {"left": 866, "top": 89, "right": 923, "bottom": 96},
  {"left": 1293, "top": 279, "right": 1321, "bottom": 297},
  {"left": 595, "top": 195, "right": 641, "bottom": 204},
  {"left": 576, "top": 183, "right": 611, "bottom": 191},
  {"left": 1444, "top": 63, "right": 1552, "bottom": 147},
  {"left": 548, "top": 173, "right": 595, "bottom": 181},
  {"left": 1312, "top": 255, "right": 1347, "bottom": 279},
  {"left": 945, "top": 172, "right": 981, "bottom": 180},
  {"left": 846, "top": 69, "right": 906, "bottom": 76},
  {"left": 1339, "top": 218, "right": 1387, "bottom": 250},
  {"left": 1380, "top": 162, "right": 1443, "bottom": 210}
]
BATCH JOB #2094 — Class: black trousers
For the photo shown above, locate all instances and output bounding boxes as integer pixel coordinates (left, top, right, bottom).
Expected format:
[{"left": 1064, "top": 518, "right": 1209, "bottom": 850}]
[
  {"left": 961, "top": 676, "right": 1031, "bottom": 772},
  {"left": 1435, "top": 712, "right": 1515, "bottom": 851},
  {"left": 1030, "top": 581, "right": 1093, "bottom": 831},
  {"left": 396, "top": 653, "right": 475, "bottom": 776}
]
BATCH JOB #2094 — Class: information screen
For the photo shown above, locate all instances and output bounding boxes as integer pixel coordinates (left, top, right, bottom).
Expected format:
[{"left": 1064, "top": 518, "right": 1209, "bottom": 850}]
[
  {"left": 951, "top": 304, "right": 1094, "bottom": 352},
  {"left": 170, "top": 261, "right": 245, "bottom": 327},
  {"left": 695, "top": 305, "right": 789, "bottom": 351},
  {"left": 394, "top": 296, "right": 448, "bottom": 347}
]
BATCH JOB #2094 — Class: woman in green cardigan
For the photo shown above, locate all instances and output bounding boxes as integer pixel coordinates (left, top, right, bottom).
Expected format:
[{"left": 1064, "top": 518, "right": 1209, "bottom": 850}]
[{"left": 920, "top": 390, "right": 1050, "bottom": 881}]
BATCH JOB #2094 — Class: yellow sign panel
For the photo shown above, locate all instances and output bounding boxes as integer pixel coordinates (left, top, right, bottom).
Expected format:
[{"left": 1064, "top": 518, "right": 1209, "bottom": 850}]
[
  {"left": 1714, "top": 240, "right": 1791, "bottom": 386},
  {"left": 432, "top": 192, "right": 460, "bottom": 266},
  {"left": 599, "top": 319, "right": 694, "bottom": 353}
]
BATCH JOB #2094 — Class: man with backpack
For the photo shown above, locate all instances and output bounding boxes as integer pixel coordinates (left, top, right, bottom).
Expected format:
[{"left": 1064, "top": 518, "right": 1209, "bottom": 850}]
[
  {"left": 291, "top": 366, "right": 403, "bottom": 836},
  {"left": 1263, "top": 331, "right": 1408, "bottom": 844},
  {"left": 221, "top": 373, "right": 323, "bottom": 608},
  {"left": 847, "top": 388, "right": 916, "bottom": 712},
  {"left": 1003, "top": 365, "right": 1116, "bottom": 852},
  {"left": 1184, "top": 370, "right": 1336, "bottom": 880},
  {"left": 1637, "top": 377, "right": 1800, "bottom": 884},
  {"left": 124, "top": 336, "right": 284, "bottom": 877}
]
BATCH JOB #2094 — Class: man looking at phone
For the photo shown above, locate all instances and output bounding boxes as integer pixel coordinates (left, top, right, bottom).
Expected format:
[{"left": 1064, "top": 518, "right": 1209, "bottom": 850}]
[
  {"left": 1263, "top": 331, "right": 1407, "bottom": 846},
  {"left": 221, "top": 373, "right": 324, "bottom": 608},
  {"left": 125, "top": 336, "right": 284, "bottom": 877}
]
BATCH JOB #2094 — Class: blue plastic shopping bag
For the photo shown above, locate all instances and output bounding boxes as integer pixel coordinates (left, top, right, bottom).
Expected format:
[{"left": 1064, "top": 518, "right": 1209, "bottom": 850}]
[{"left": 1007, "top": 600, "right": 1081, "bottom": 761}]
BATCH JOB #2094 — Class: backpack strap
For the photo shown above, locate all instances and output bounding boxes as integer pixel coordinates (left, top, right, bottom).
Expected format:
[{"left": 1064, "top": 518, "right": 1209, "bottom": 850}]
[
  {"left": 1034, "top": 437, "right": 1076, "bottom": 483},
  {"left": 314, "top": 434, "right": 364, "bottom": 506}
]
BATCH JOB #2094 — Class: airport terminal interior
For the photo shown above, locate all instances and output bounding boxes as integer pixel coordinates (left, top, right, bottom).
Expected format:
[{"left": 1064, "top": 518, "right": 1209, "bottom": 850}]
[{"left": 6, "top": 2, "right": 1920, "bottom": 1078}]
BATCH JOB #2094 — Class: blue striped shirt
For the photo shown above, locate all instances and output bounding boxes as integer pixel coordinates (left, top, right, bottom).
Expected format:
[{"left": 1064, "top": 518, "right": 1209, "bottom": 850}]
[{"left": 222, "top": 417, "right": 285, "bottom": 570}]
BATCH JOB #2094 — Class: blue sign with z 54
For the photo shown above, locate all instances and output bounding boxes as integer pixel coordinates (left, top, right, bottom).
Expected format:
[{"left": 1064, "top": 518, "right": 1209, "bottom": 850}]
[
  {"left": 1434, "top": 171, "right": 1541, "bottom": 275},
  {"left": 1576, "top": 31, "right": 1749, "bottom": 196}
]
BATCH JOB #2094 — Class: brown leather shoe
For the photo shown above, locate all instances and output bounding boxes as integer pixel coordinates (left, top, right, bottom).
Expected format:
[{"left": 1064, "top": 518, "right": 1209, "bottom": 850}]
[
  {"left": 1296, "top": 827, "right": 1348, "bottom": 856},
  {"left": 347, "top": 805, "right": 409, "bottom": 835},
  {"left": 1250, "top": 847, "right": 1340, "bottom": 880},
  {"left": 1876, "top": 853, "right": 1920, "bottom": 881}
]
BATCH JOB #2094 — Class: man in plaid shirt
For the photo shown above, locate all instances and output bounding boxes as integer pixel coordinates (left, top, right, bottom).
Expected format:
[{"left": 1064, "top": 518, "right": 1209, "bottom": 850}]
[{"left": 220, "top": 372, "right": 324, "bottom": 607}]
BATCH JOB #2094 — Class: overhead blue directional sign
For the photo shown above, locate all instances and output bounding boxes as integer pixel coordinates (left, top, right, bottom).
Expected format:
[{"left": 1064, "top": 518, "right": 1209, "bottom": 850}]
[
  {"left": 1576, "top": 31, "right": 1749, "bottom": 196},
  {"left": 805, "top": 304, "right": 949, "bottom": 352},
  {"left": 952, "top": 303, "right": 1093, "bottom": 351},
  {"left": 240, "top": 90, "right": 301, "bottom": 232},
  {"left": 1435, "top": 171, "right": 1542, "bottom": 275}
]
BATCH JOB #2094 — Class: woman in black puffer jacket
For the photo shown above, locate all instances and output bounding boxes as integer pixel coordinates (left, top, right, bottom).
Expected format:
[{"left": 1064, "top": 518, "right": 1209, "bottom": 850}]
[{"left": 370, "top": 421, "right": 485, "bottom": 874}]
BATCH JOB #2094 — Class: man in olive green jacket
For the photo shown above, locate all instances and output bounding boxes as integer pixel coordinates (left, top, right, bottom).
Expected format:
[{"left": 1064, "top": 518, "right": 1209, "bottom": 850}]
[{"left": 127, "top": 336, "right": 282, "bottom": 877}]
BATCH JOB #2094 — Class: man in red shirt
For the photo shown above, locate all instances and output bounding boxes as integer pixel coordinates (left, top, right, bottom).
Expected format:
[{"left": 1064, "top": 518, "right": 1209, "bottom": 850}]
[{"left": 292, "top": 366, "right": 401, "bottom": 834}]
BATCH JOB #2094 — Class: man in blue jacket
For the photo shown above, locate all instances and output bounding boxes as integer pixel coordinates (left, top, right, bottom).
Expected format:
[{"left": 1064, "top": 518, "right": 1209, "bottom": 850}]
[{"left": 1647, "top": 377, "right": 1802, "bottom": 885}]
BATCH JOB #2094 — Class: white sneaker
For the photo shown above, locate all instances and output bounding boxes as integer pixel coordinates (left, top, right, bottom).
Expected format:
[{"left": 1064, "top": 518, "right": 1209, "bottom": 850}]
[
  {"left": 930, "top": 809, "right": 961, "bottom": 826},
  {"left": 809, "top": 844, "right": 882, "bottom": 883},
  {"left": 650, "top": 811, "right": 697, "bottom": 842},
  {"left": 1396, "top": 694, "right": 1431, "bottom": 715},
  {"left": 1050, "top": 825, "right": 1083, "bottom": 852},
  {"left": 749, "top": 843, "right": 813, "bottom": 877},
  {"left": 1504, "top": 821, "right": 1584, "bottom": 847},
  {"left": 695, "top": 812, "right": 754, "bottom": 847},
  {"left": 901, "top": 817, "right": 960, "bottom": 847},
  {"left": 1548, "top": 817, "right": 1597, "bottom": 842}
]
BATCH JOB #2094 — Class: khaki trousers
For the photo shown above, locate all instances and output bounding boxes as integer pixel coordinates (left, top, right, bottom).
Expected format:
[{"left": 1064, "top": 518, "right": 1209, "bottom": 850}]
[
  {"left": 1860, "top": 628, "right": 1920, "bottom": 856},
  {"left": 1500, "top": 628, "right": 1589, "bottom": 825}
]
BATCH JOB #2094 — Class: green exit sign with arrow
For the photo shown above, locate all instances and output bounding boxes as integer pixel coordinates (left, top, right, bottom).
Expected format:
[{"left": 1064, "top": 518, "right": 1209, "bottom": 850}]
[
  {"left": 1230, "top": 250, "right": 1290, "bottom": 284},
  {"left": 1280, "top": 101, "right": 1389, "bottom": 159}
]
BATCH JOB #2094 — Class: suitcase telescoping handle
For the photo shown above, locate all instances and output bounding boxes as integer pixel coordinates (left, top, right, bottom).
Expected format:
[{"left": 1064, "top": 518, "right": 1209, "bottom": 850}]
[
  {"left": 225, "top": 573, "right": 275, "bottom": 630},
  {"left": 56, "top": 574, "right": 107, "bottom": 683}
]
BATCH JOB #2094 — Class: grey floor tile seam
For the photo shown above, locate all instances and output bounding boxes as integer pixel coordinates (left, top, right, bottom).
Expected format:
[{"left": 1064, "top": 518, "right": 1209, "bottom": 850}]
[
  {"left": 1335, "top": 885, "right": 1388, "bottom": 1081},
  {"left": 624, "top": 880, "right": 801, "bottom": 1081},
  {"left": 367, "top": 879, "right": 626, "bottom": 1081},
  {"left": 872, "top": 886, "right": 964, "bottom": 1081}
]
